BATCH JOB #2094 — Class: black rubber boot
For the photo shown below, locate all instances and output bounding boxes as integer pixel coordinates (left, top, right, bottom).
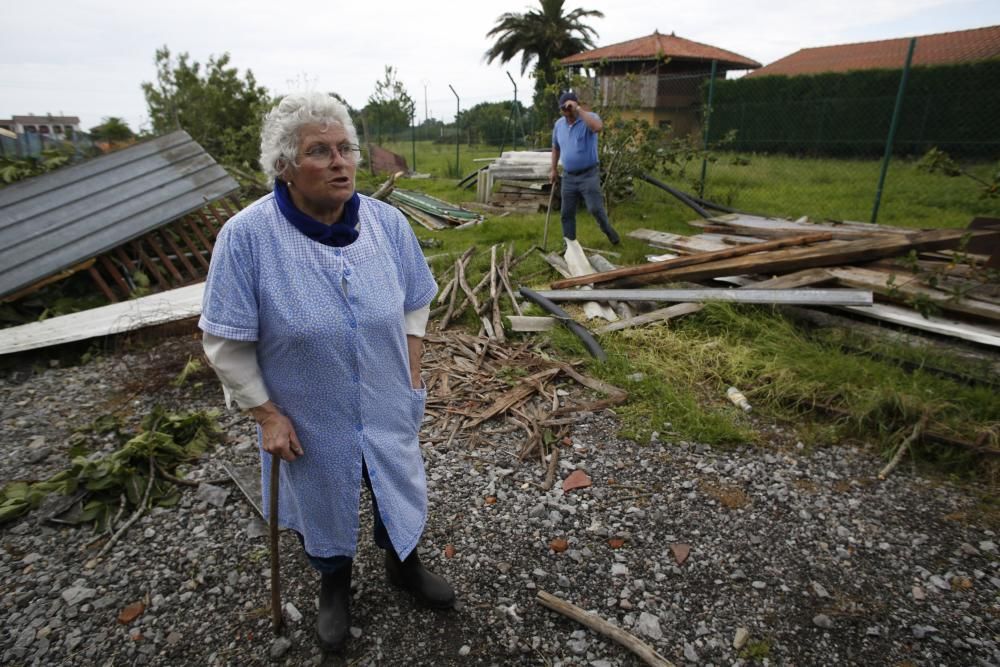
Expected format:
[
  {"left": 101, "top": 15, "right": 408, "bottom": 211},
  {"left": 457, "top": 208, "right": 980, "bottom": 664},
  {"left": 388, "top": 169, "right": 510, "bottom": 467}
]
[
  {"left": 385, "top": 549, "right": 455, "bottom": 609},
  {"left": 316, "top": 564, "right": 351, "bottom": 652}
]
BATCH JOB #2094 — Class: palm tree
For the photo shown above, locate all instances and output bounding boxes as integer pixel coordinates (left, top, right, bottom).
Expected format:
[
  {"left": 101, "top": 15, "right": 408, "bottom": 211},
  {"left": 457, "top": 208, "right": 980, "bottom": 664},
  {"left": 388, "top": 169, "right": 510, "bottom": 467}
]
[{"left": 484, "top": 0, "right": 603, "bottom": 99}]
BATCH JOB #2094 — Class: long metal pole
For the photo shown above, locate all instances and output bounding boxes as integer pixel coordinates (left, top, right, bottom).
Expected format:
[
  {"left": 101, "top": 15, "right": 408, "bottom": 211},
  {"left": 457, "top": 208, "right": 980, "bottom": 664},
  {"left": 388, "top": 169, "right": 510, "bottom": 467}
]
[
  {"left": 410, "top": 106, "right": 417, "bottom": 172},
  {"left": 699, "top": 60, "right": 718, "bottom": 200},
  {"left": 449, "top": 84, "right": 460, "bottom": 176},
  {"left": 508, "top": 71, "right": 518, "bottom": 150},
  {"left": 871, "top": 38, "right": 916, "bottom": 224}
]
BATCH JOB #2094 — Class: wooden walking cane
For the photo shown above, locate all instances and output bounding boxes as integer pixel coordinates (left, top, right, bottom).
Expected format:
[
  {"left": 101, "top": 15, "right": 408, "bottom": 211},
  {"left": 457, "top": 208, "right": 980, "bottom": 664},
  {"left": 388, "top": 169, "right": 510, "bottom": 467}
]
[
  {"left": 542, "top": 181, "right": 557, "bottom": 251},
  {"left": 269, "top": 452, "right": 284, "bottom": 632}
]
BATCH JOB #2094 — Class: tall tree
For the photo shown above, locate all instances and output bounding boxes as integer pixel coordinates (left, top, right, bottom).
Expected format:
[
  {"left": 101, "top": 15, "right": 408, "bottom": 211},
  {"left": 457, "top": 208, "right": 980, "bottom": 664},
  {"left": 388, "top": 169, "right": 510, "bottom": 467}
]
[
  {"left": 484, "top": 0, "right": 603, "bottom": 107},
  {"left": 363, "top": 66, "right": 415, "bottom": 143},
  {"left": 142, "top": 47, "right": 271, "bottom": 167}
]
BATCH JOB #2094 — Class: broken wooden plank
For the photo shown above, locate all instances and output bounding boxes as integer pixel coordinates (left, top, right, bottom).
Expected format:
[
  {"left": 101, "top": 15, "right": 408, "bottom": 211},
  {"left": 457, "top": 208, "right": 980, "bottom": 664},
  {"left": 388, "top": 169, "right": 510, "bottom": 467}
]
[
  {"left": 627, "top": 229, "right": 730, "bottom": 253},
  {"left": 535, "top": 288, "right": 873, "bottom": 306},
  {"left": 552, "top": 232, "right": 833, "bottom": 289},
  {"left": 691, "top": 213, "right": 914, "bottom": 240},
  {"left": 0, "top": 283, "right": 204, "bottom": 355},
  {"left": 611, "top": 229, "right": 993, "bottom": 288},
  {"left": 537, "top": 591, "right": 676, "bottom": 667},
  {"left": 827, "top": 266, "right": 1000, "bottom": 322},
  {"left": 506, "top": 316, "right": 555, "bottom": 332},
  {"left": 839, "top": 302, "right": 1000, "bottom": 348},
  {"left": 463, "top": 367, "right": 562, "bottom": 427}
]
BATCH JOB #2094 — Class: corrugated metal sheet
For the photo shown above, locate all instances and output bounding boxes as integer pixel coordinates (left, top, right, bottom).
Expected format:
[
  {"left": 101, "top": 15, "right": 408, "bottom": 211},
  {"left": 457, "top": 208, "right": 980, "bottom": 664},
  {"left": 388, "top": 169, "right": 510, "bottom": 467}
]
[{"left": 0, "top": 130, "right": 238, "bottom": 299}]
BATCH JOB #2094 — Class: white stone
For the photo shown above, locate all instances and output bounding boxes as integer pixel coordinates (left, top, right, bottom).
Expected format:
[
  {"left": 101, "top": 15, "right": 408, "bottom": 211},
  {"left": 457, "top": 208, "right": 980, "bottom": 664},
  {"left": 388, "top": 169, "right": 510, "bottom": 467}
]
[{"left": 635, "top": 612, "right": 662, "bottom": 641}]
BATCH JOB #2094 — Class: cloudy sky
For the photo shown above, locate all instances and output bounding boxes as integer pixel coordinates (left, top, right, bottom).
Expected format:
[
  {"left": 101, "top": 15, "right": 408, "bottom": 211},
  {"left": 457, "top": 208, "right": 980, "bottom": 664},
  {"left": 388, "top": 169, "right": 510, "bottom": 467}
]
[{"left": 2, "top": 0, "right": 997, "bottom": 132}]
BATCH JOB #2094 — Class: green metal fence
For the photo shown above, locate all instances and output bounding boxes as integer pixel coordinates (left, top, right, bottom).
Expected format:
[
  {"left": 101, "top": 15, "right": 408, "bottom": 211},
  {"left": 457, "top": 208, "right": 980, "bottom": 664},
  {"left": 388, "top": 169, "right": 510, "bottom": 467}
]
[{"left": 678, "top": 45, "right": 1000, "bottom": 226}]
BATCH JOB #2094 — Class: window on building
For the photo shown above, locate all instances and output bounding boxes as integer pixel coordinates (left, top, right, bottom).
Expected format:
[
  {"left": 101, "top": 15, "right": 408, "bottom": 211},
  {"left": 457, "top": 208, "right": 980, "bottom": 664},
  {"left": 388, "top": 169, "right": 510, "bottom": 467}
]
[
  {"left": 39, "top": 125, "right": 50, "bottom": 134},
  {"left": 25, "top": 126, "right": 37, "bottom": 133}
]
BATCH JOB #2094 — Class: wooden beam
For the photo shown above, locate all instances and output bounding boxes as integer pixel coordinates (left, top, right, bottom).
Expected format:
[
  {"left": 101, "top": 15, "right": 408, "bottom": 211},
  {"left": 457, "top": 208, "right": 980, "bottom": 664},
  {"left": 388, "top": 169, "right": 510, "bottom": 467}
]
[
  {"left": 87, "top": 266, "right": 118, "bottom": 303},
  {"left": 158, "top": 229, "right": 199, "bottom": 281},
  {"left": 551, "top": 232, "right": 833, "bottom": 289},
  {"left": 99, "top": 255, "right": 132, "bottom": 297},
  {"left": 609, "top": 229, "right": 992, "bottom": 288},
  {"left": 131, "top": 240, "right": 168, "bottom": 288},
  {"left": 144, "top": 232, "right": 185, "bottom": 284},
  {"left": 828, "top": 266, "right": 1000, "bottom": 322},
  {"left": 184, "top": 215, "right": 215, "bottom": 254},
  {"left": 535, "top": 288, "right": 873, "bottom": 306},
  {"left": 172, "top": 220, "right": 210, "bottom": 270}
]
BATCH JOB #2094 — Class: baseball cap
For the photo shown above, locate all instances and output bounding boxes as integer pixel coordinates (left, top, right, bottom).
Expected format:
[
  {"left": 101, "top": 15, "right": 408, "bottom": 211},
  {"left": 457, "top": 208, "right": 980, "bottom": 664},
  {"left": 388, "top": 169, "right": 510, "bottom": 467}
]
[{"left": 558, "top": 92, "right": 578, "bottom": 108}]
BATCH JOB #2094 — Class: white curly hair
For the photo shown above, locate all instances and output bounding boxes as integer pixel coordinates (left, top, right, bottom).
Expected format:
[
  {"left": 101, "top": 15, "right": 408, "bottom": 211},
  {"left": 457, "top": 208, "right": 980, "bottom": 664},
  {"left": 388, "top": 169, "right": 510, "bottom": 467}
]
[{"left": 259, "top": 92, "right": 361, "bottom": 187}]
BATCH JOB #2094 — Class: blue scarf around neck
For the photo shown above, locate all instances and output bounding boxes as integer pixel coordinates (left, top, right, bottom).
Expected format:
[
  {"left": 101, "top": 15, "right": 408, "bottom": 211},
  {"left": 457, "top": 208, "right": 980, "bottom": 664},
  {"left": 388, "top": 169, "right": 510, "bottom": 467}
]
[{"left": 273, "top": 180, "right": 360, "bottom": 248}]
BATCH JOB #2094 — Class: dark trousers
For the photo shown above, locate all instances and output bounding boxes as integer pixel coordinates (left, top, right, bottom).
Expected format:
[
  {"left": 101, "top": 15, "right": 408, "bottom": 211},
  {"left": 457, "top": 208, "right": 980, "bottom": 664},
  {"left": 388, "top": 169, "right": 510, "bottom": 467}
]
[
  {"left": 560, "top": 166, "right": 616, "bottom": 242},
  {"left": 298, "top": 460, "right": 392, "bottom": 574}
]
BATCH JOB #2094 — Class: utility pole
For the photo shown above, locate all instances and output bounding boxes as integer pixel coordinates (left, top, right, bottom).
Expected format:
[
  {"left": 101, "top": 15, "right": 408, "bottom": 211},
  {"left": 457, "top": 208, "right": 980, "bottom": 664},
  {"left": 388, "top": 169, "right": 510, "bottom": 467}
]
[
  {"left": 421, "top": 79, "right": 430, "bottom": 123},
  {"left": 449, "top": 84, "right": 460, "bottom": 176}
]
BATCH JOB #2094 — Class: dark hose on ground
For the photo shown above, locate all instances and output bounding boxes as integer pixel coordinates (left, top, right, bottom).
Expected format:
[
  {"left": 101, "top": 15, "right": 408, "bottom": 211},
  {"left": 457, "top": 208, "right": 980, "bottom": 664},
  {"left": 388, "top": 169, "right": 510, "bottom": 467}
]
[
  {"left": 639, "top": 173, "right": 712, "bottom": 218},
  {"left": 519, "top": 287, "right": 607, "bottom": 361},
  {"left": 639, "top": 172, "right": 766, "bottom": 218}
]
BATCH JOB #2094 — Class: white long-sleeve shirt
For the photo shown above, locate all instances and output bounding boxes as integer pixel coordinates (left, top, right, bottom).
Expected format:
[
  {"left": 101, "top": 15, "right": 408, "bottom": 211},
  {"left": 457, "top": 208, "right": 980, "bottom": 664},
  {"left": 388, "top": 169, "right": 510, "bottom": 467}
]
[{"left": 203, "top": 304, "right": 430, "bottom": 409}]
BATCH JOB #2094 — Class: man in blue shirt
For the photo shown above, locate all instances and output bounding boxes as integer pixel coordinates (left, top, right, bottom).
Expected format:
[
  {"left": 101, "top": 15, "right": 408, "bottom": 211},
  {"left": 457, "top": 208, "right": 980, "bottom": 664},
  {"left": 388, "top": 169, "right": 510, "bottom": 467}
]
[{"left": 549, "top": 91, "right": 620, "bottom": 245}]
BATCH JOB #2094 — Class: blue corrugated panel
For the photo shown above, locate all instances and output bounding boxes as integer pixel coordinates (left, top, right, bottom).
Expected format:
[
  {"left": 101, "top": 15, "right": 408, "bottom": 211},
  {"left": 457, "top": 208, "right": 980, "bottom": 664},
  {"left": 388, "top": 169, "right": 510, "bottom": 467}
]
[{"left": 0, "top": 130, "right": 238, "bottom": 299}]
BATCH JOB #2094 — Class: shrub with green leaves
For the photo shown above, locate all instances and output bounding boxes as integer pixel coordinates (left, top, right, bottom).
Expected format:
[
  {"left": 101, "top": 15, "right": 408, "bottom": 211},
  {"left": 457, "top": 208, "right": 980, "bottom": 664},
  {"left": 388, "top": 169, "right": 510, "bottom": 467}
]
[{"left": 0, "top": 407, "right": 222, "bottom": 528}]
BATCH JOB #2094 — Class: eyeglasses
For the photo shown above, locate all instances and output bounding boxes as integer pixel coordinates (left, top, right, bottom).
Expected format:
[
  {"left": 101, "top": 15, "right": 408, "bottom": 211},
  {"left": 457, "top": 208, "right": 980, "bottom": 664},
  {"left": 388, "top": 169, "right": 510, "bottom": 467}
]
[{"left": 300, "top": 142, "right": 360, "bottom": 163}]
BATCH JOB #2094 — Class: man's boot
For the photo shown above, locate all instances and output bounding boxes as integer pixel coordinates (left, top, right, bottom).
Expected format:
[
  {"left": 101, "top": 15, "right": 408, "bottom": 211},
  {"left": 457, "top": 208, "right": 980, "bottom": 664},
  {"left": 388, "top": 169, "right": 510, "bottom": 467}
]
[
  {"left": 385, "top": 549, "right": 455, "bottom": 609},
  {"left": 317, "top": 564, "right": 351, "bottom": 652}
]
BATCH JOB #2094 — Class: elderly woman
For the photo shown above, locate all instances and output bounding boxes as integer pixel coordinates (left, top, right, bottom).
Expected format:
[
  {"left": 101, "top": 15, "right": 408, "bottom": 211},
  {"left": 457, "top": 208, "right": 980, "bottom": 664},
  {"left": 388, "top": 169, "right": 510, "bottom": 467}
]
[{"left": 198, "top": 92, "right": 453, "bottom": 653}]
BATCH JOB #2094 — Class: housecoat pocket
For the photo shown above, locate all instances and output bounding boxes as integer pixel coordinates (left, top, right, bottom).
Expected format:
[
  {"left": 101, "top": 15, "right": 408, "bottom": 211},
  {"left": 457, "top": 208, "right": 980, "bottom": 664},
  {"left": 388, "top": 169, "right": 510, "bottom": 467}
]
[{"left": 409, "top": 387, "right": 427, "bottom": 437}]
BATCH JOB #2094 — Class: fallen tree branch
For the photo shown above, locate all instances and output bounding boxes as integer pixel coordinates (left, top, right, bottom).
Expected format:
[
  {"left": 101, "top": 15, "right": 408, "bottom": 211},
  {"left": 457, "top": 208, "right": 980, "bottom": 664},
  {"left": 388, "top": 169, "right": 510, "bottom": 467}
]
[
  {"left": 878, "top": 415, "right": 929, "bottom": 480},
  {"left": 537, "top": 590, "right": 677, "bottom": 667},
  {"left": 540, "top": 447, "right": 560, "bottom": 491}
]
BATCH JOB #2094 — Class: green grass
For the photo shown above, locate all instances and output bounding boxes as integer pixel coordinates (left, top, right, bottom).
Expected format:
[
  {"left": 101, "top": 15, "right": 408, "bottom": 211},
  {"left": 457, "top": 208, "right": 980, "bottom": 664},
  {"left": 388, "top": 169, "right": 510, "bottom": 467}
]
[
  {"left": 369, "top": 141, "right": 999, "bottom": 482},
  {"left": 698, "top": 153, "right": 1000, "bottom": 228}
]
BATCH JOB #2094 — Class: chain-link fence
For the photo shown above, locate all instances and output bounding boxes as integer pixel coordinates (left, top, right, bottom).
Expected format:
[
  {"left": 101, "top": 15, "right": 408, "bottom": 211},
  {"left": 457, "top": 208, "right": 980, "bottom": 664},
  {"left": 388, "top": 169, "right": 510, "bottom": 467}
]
[
  {"left": 652, "top": 49, "right": 1000, "bottom": 227},
  {"left": 0, "top": 131, "right": 94, "bottom": 159}
]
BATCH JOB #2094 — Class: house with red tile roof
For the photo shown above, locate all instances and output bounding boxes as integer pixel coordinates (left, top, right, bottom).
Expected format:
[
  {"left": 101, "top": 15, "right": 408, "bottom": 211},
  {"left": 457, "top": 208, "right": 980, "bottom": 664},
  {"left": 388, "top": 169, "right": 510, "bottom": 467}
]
[
  {"left": 749, "top": 25, "right": 1000, "bottom": 78},
  {"left": 560, "top": 31, "right": 760, "bottom": 136}
]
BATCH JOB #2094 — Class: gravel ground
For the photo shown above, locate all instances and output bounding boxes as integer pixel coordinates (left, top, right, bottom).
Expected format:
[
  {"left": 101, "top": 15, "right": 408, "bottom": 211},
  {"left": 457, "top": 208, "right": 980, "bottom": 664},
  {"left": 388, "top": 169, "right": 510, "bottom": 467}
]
[{"left": 1, "top": 334, "right": 998, "bottom": 666}]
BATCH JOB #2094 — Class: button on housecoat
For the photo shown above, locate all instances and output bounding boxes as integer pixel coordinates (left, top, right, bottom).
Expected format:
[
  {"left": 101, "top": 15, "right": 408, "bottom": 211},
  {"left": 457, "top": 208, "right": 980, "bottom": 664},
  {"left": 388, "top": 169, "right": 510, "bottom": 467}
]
[{"left": 199, "top": 193, "right": 437, "bottom": 560}]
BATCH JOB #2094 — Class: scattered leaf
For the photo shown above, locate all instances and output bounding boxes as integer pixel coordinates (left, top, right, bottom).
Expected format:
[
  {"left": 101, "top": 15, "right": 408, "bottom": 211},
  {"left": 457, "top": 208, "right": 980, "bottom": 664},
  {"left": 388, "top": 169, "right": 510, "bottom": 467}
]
[
  {"left": 670, "top": 543, "right": 691, "bottom": 565},
  {"left": 608, "top": 537, "right": 626, "bottom": 549},
  {"left": 549, "top": 538, "right": 568, "bottom": 553},
  {"left": 951, "top": 576, "right": 973, "bottom": 590},
  {"left": 562, "top": 469, "right": 592, "bottom": 492},
  {"left": 444, "top": 544, "right": 456, "bottom": 559},
  {"left": 118, "top": 600, "right": 146, "bottom": 624},
  {"left": 485, "top": 496, "right": 497, "bottom": 505},
  {"left": 561, "top": 436, "right": 573, "bottom": 446}
]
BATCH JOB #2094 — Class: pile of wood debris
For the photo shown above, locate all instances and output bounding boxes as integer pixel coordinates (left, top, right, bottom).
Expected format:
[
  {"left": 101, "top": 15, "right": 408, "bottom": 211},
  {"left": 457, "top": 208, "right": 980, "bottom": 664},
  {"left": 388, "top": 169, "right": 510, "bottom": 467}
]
[
  {"left": 475, "top": 151, "right": 554, "bottom": 213},
  {"left": 544, "top": 214, "right": 1000, "bottom": 348},
  {"left": 419, "top": 331, "right": 626, "bottom": 480}
]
